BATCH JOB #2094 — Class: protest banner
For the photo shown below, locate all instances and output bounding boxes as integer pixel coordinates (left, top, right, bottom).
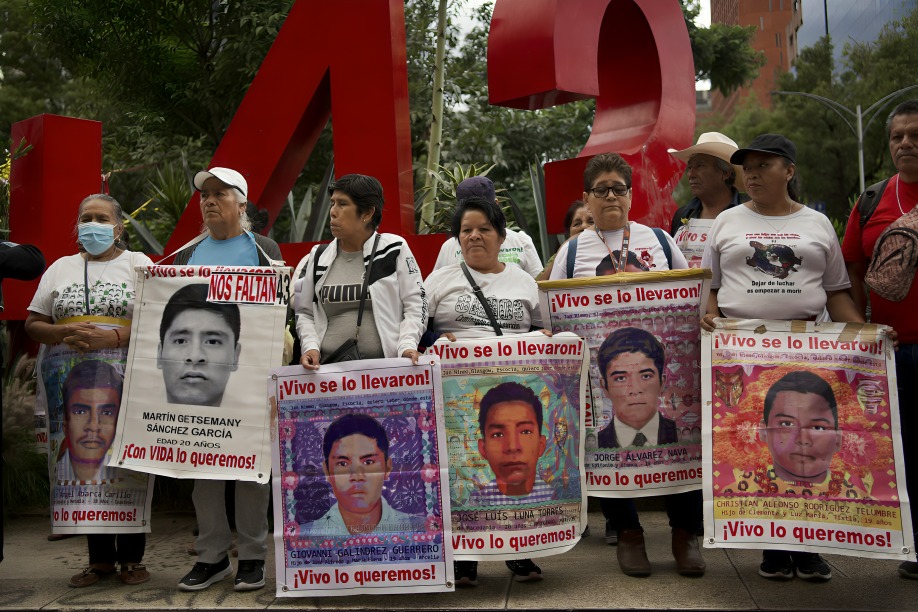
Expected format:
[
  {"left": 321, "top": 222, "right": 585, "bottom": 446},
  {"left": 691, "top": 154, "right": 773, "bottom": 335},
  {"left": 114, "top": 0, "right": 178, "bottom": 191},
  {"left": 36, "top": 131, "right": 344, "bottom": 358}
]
[
  {"left": 702, "top": 319, "right": 914, "bottom": 560},
  {"left": 270, "top": 357, "right": 453, "bottom": 596},
  {"left": 673, "top": 219, "right": 714, "bottom": 269},
  {"left": 429, "top": 332, "right": 587, "bottom": 561},
  {"left": 109, "top": 265, "right": 290, "bottom": 483},
  {"left": 538, "top": 269, "right": 711, "bottom": 497},
  {"left": 40, "top": 328, "right": 152, "bottom": 535}
]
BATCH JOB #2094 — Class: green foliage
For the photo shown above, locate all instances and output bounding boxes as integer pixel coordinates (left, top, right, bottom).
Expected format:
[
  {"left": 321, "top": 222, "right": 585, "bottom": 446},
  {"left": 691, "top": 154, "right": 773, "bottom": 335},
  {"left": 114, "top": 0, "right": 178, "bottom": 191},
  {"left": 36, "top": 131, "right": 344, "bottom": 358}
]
[
  {"left": 682, "top": 0, "right": 766, "bottom": 95},
  {"left": 415, "top": 162, "right": 497, "bottom": 234},
  {"left": 1, "top": 353, "right": 49, "bottom": 513},
  {"left": 717, "top": 3, "right": 918, "bottom": 222},
  {"left": 0, "top": 139, "right": 33, "bottom": 233}
]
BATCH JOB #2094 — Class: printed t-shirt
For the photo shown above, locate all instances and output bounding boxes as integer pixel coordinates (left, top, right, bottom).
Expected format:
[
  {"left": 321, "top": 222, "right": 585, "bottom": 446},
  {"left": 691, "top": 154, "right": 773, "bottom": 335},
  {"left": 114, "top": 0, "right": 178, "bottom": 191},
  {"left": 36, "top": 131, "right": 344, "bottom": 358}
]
[
  {"left": 425, "top": 263, "right": 542, "bottom": 338},
  {"left": 28, "top": 251, "right": 153, "bottom": 321},
  {"left": 549, "top": 222, "right": 688, "bottom": 280},
  {"left": 702, "top": 205, "right": 850, "bottom": 320}
]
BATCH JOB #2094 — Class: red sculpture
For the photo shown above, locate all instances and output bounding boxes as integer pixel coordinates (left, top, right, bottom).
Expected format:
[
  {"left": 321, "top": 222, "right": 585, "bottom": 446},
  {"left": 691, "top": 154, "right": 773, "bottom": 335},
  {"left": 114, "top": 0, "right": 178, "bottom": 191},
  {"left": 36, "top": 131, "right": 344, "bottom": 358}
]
[
  {"left": 489, "top": 0, "right": 695, "bottom": 232},
  {"left": 5, "top": 0, "right": 695, "bottom": 320}
]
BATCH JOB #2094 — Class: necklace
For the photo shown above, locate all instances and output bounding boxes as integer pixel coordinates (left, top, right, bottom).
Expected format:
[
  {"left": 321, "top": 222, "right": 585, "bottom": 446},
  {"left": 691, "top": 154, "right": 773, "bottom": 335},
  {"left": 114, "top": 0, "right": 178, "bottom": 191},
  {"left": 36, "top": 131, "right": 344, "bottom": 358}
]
[
  {"left": 750, "top": 200, "right": 794, "bottom": 234},
  {"left": 896, "top": 174, "right": 913, "bottom": 215}
]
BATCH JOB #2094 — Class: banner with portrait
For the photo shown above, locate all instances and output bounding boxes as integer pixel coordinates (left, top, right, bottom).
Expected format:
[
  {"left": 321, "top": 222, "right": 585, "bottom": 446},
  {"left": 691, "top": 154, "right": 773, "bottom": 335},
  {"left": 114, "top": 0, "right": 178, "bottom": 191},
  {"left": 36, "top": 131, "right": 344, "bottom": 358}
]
[
  {"left": 109, "top": 265, "right": 290, "bottom": 483},
  {"left": 40, "top": 319, "right": 153, "bottom": 535},
  {"left": 538, "top": 269, "right": 711, "bottom": 497},
  {"left": 430, "top": 332, "right": 587, "bottom": 561},
  {"left": 270, "top": 357, "right": 453, "bottom": 597},
  {"left": 702, "top": 319, "right": 914, "bottom": 560}
]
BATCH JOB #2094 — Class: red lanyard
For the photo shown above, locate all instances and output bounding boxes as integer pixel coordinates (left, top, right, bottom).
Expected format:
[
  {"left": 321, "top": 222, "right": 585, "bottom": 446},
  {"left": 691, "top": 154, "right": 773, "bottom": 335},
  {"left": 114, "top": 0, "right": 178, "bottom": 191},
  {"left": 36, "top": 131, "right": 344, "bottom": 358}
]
[{"left": 596, "top": 224, "right": 630, "bottom": 273}]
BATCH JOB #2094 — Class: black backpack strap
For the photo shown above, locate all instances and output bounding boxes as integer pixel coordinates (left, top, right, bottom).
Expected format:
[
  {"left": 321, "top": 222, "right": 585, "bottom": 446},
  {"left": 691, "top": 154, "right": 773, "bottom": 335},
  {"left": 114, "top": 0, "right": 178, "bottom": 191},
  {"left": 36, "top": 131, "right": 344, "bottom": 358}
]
[
  {"left": 311, "top": 243, "right": 330, "bottom": 304},
  {"left": 651, "top": 227, "right": 673, "bottom": 269},
  {"left": 460, "top": 263, "right": 503, "bottom": 335},
  {"left": 858, "top": 178, "right": 892, "bottom": 227},
  {"left": 565, "top": 235, "right": 580, "bottom": 278}
]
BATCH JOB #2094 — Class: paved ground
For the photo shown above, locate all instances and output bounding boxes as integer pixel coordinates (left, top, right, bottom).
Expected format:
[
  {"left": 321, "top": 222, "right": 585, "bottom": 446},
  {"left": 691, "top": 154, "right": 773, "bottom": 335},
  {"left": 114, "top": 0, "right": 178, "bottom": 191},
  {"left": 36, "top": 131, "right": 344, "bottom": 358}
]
[{"left": 0, "top": 510, "right": 915, "bottom": 611}]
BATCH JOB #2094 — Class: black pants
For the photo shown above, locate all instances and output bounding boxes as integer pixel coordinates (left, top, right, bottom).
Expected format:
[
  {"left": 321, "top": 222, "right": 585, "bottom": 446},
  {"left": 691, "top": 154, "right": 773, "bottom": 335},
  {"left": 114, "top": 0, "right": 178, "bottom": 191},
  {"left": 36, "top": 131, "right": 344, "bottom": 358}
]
[
  {"left": 895, "top": 344, "right": 918, "bottom": 542},
  {"left": 600, "top": 489, "right": 702, "bottom": 532},
  {"left": 87, "top": 533, "right": 146, "bottom": 565}
]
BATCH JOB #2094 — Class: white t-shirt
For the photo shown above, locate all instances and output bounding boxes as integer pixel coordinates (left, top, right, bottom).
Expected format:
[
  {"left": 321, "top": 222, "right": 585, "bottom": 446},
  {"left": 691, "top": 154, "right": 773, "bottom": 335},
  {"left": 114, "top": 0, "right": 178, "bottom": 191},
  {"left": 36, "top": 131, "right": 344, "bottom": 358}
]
[
  {"left": 701, "top": 205, "right": 850, "bottom": 320},
  {"left": 425, "top": 263, "right": 543, "bottom": 338},
  {"left": 549, "top": 223, "right": 687, "bottom": 279},
  {"left": 433, "top": 229, "right": 543, "bottom": 278},
  {"left": 28, "top": 251, "right": 153, "bottom": 322}
]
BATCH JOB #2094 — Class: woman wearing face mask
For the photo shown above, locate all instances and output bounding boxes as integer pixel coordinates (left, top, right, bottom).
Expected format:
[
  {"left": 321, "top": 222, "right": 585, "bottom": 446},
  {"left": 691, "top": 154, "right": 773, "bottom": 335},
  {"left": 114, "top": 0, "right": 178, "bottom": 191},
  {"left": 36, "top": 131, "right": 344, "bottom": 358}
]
[{"left": 25, "top": 194, "right": 154, "bottom": 587}]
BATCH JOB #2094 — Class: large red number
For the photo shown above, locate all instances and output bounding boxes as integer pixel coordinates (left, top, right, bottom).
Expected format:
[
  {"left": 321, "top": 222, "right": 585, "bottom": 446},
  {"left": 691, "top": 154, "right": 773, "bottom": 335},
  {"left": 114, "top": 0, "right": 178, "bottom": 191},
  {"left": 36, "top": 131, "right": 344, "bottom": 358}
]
[{"left": 488, "top": 0, "right": 695, "bottom": 232}]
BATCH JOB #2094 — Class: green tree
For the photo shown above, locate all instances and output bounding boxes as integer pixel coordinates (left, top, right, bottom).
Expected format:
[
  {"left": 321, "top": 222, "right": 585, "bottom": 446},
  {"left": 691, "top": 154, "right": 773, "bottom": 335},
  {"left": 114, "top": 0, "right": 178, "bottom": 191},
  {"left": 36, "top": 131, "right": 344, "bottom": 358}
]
[{"left": 682, "top": 0, "right": 765, "bottom": 95}]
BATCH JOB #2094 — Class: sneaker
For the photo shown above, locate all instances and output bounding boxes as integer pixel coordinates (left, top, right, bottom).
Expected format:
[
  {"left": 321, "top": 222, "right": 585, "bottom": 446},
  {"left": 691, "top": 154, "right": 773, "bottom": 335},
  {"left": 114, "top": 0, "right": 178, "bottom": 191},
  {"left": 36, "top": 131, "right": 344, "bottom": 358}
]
[
  {"left": 454, "top": 560, "right": 478, "bottom": 587},
  {"left": 758, "top": 552, "right": 794, "bottom": 580},
  {"left": 581, "top": 525, "right": 591, "bottom": 537},
  {"left": 234, "top": 559, "right": 265, "bottom": 591},
  {"left": 794, "top": 553, "right": 832, "bottom": 581},
  {"left": 505, "top": 559, "right": 543, "bottom": 582},
  {"left": 899, "top": 561, "right": 918, "bottom": 579},
  {"left": 178, "top": 556, "right": 233, "bottom": 591},
  {"left": 605, "top": 520, "right": 618, "bottom": 545}
]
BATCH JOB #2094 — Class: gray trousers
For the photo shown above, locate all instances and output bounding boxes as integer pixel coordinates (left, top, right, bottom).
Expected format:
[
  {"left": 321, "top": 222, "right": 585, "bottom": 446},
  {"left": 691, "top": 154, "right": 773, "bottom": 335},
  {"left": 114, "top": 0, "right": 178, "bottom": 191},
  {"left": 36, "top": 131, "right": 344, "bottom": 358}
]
[{"left": 192, "top": 479, "right": 270, "bottom": 563}]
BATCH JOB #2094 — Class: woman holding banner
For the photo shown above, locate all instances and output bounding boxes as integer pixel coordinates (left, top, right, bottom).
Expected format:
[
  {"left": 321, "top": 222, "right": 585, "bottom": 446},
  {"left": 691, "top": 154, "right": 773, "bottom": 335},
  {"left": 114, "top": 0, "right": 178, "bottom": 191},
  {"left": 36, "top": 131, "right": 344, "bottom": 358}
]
[
  {"left": 701, "top": 134, "right": 865, "bottom": 582},
  {"left": 548, "top": 153, "right": 705, "bottom": 579},
  {"left": 25, "top": 194, "right": 153, "bottom": 587},
  {"left": 295, "top": 173, "right": 425, "bottom": 367},
  {"left": 424, "top": 196, "right": 549, "bottom": 585}
]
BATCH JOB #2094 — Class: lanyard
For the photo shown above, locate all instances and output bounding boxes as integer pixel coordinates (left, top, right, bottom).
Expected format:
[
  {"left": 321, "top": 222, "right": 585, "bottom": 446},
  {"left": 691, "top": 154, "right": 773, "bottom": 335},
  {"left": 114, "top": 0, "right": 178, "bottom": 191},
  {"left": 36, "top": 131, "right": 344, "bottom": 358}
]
[{"left": 595, "top": 224, "right": 630, "bottom": 273}]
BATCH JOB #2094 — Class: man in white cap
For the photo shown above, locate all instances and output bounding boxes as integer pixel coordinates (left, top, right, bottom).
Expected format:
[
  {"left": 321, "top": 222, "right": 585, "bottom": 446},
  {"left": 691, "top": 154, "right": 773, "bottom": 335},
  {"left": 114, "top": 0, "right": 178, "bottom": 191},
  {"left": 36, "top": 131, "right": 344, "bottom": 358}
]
[
  {"left": 667, "top": 133, "right": 745, "bottom": 267},
  {"left": 432, "top": 176, "right": 543, "bottom": 277},
  {"left": 172, "top": 167, "right": 282, "bottom": 593}
]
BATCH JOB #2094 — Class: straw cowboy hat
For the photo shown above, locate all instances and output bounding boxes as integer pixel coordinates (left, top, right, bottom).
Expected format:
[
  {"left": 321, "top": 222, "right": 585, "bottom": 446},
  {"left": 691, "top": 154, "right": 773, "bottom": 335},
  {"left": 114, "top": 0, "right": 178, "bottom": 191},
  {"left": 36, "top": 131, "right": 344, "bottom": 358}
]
[{"left": 668, "top": 132, "right": 744, "bottom": 181}]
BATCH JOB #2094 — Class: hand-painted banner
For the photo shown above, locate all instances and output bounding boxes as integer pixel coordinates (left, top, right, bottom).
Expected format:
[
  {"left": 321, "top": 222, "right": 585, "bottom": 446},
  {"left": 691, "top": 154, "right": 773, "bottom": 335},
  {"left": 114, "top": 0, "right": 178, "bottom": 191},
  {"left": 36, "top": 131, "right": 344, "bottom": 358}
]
[
  {"left": 702, "top": 319, "right": 914, "bottom": 560},
  {"left": 110, "top": 266, "right": 290, "bottom": 483},
  {"left": 538, "top": 270, "right": 711, "bottom": 497},
  {"left": 430, "top": 332, "right": 587, "bottom": 561},
  {"left": 40, "top": 319, "right": 153, "bottom": 534},
  {"left": 270, "top": 358, "right": 453, "bottom": 597}
]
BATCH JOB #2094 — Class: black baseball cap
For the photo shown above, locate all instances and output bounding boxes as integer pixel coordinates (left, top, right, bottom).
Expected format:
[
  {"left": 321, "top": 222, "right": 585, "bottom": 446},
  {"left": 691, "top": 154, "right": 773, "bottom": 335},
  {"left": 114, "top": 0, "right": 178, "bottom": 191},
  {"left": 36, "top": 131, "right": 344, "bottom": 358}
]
[{"left": 730, "top": 134, "right": 797, "bottom": 165}]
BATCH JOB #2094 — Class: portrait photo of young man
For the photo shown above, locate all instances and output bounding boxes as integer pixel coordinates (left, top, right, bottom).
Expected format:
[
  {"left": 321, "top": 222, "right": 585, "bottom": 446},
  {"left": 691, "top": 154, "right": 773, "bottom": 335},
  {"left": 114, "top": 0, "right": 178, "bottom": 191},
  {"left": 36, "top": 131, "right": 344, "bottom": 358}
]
[
  {"left": 301, "top": 413, "right": 423, "bottom": 536},
  {"left": 157, "top": 283, "right": 241, "bottom": 407},
  {"left": 472, "top": 381, "right": 555, "bottom": 505},
  {"left": 760, "top": 371, "right": 842, "bottom": 485},
  {"left": 596, "top": 327, "right": 676, "bottom": 449}
]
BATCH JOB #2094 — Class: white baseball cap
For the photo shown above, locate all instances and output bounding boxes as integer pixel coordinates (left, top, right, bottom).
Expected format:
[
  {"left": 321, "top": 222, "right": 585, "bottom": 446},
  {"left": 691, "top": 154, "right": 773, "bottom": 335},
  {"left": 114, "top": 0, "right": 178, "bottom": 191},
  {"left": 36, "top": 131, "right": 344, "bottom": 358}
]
[{"left": 193, "top": 167, "right": 248, "bottom": 200}]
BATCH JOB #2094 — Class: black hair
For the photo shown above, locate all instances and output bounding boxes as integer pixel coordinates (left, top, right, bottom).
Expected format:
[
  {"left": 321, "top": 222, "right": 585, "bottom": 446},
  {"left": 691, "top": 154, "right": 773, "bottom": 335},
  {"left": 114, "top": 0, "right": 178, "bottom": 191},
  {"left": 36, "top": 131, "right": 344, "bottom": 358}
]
[
  {"left": 583, "top": 153, "right": 633, "bottom": 191},
  {"left": 328, "top": 174, "right": 384, "bottom": 230},
  {"left": 563, "top": 200, "right": 587, "bottom": 236},
  {"left": 159, "top": 284, "right": 241, "bottom": 345},
  {"left": 63, "top": 360, "right": 123, "bottom": 412},
  {"left": 478, "top": 381, "right": 544, "bottom": 435},
  {"left": 597, "top": 327, "right": 665, "bottom": 387},
  {"left": 886, "top": 99, "right": 918, "bottom": 134},
  {"left": 450, "top": 196, "right": 507, "bottom": 239},
  {"left": 322, "top": 413, "right": 389, "bottom": 466},
  {"left": 763, "top": 371, "right": 838, "bottom": 428}
]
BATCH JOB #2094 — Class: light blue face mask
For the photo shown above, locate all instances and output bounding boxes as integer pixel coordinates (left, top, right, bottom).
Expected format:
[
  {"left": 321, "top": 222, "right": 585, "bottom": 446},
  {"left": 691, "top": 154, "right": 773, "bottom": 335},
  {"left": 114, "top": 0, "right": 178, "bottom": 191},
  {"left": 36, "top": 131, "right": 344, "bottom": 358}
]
[{"left": 78, "top": 222, "right": 116, "bottom": 256}]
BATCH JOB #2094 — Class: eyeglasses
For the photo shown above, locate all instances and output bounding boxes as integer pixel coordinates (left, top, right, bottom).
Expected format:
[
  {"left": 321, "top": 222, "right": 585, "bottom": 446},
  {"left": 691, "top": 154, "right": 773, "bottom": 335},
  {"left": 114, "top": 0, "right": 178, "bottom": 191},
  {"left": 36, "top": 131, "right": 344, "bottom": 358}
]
[{"left": 588, "top": 184, "right": 630, "bottom": 198}]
